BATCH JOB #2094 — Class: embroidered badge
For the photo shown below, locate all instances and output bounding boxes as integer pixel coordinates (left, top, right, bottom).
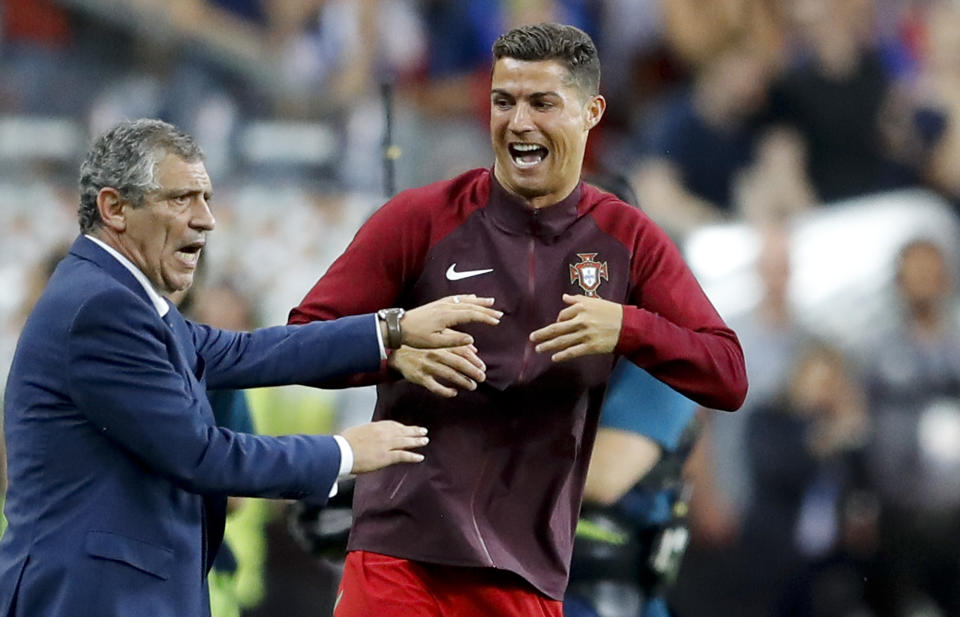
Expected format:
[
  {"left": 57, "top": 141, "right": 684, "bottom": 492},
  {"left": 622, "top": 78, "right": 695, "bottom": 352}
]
[{"left": 569, "top": 253, "right": 608, "bottom": 297}]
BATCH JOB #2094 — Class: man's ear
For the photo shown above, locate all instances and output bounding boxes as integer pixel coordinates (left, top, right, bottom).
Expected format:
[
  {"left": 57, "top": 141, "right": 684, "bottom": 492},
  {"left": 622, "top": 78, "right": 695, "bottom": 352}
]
[
  {"left": 584, "top": 94, "right": 606, "bottom": 131},
  {"left": 96, "top": 188, "right": 126, "bottom": 232}
]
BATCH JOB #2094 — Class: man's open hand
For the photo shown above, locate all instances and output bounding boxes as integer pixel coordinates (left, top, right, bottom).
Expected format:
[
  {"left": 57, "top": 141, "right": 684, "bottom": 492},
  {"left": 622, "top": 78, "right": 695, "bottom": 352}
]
[
  {"left": 401, "top": 294, "right": 502, "bottom": 349},
  {"left": 340, "top": 421, "right": 430, "bottom": 474},
  {"left": 388, "top": 344, "right": 487, "bottom": 397},
  {"left": 529, "top": 294, "right": 622, "bottom": 361}
]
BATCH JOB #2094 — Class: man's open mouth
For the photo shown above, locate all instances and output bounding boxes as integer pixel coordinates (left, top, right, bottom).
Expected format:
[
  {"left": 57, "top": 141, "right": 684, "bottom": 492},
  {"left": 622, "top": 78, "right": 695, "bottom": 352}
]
[
  {"left": 175, "top": 241, "right": 204, "bottom": 266},
  {"left": 509, "top": 143, "right": 548, "bottom": 169}
]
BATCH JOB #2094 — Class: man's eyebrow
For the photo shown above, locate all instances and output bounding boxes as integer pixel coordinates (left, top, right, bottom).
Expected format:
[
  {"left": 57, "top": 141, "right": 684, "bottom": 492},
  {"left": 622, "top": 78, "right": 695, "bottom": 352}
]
[
  {"left": 490, "top": 89, "right": 560, "bottom": 98},
  {"left": 159, "top": 187, "right": 213, "bottom": 198}
]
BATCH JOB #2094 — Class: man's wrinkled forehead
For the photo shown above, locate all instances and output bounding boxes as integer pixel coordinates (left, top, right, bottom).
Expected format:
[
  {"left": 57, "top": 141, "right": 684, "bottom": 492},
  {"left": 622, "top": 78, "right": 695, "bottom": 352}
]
[{"left": 151, "top": 153, "right": 213, "bottom": 196}]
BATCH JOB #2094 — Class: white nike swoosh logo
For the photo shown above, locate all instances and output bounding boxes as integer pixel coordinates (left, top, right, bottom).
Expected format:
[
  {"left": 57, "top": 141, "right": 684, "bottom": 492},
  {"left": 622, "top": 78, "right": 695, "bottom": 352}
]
[{"left": 446, "top": 264, "right": 494, "bottom": 281}]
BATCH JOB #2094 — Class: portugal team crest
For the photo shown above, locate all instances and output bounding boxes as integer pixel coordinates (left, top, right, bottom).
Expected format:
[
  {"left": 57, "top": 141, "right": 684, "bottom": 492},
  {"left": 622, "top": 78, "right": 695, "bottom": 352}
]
[{"left": 569, "top": 253, "right": 608, "bottom": 297}]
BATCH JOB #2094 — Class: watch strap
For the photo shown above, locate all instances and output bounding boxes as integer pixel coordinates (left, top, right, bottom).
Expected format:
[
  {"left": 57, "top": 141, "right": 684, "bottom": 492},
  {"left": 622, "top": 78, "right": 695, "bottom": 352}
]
[{"left": 378, "top": 308, "right": 405, "bottom": 349}]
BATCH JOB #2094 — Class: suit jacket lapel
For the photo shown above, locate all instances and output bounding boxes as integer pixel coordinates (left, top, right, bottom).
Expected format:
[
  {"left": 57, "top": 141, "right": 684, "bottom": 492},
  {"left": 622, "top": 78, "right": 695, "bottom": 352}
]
[{"left": 69, "top": 235, "right": 156, "bottom": 309}]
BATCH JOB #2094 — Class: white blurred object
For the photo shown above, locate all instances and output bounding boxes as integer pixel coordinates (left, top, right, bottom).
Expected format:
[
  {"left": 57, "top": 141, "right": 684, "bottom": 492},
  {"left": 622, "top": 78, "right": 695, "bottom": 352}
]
[
  {"left": 685, "top": 189, "right": 960, "bottom": 351},
  {"left": 918, "top": 398, "right": 960, "bottom": 467},
  {"left": 0, "top": 116, "right": 84, "bottom": 162},
  {"left": 239, "top": 121, "right": 337, "bottom": 166},
  {"left": 916, "top": 398, "right": 960, "bottom": 510}
]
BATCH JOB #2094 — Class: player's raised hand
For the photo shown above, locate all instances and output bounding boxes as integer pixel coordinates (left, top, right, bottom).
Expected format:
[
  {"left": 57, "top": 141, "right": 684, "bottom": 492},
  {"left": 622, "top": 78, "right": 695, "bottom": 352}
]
[
  {"left": 400, "top": 294, "right": 502, "bottom": 349},
  {"left": 388, "top": 344, "right": 487, "bottom": 397},
  {"left": 529, "top": 294, "right": 622, "bottom": 362},
  {"left": 340, "top": 420, "right": 430, "bottom": 474}
]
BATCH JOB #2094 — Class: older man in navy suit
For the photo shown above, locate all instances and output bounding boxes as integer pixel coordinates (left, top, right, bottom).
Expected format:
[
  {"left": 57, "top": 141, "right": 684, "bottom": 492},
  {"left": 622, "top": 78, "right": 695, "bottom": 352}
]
[{"left": 0, "top": 119, "right": 500, "bottom": 617}]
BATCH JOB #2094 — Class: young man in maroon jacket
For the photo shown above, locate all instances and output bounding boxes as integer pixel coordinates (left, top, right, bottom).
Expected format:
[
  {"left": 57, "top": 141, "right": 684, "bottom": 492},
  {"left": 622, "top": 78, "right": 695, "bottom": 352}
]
[{"left": 290, "top": 22, "right": 747, "bottom": 617}]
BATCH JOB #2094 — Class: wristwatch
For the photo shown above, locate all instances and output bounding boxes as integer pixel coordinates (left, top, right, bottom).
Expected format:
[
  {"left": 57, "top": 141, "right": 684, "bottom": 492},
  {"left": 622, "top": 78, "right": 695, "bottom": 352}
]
[{"left": 377, "top": 308, "right": 405, "bottom": 349}]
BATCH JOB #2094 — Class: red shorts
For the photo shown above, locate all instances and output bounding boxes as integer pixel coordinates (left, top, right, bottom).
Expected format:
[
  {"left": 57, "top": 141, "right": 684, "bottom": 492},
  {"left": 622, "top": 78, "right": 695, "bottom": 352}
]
[{"left": 334, "top": 550, "right": 564, "bottom": 617}]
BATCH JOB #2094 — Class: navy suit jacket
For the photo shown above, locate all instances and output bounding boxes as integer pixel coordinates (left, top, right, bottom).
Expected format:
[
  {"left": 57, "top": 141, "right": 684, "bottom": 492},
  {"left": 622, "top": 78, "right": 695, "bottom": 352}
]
[{"left": 0, "top": 236, "right": 381, "bottom": 617}]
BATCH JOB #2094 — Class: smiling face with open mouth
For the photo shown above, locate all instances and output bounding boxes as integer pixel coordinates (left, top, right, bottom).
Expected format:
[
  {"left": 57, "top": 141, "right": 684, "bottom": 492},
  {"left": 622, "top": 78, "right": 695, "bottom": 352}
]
[
  {"left": 490, "top": 57, "right": 605, "bottom": 209},
  {"left": 119, "top": 153, "right": 215, "bottom": 295}
]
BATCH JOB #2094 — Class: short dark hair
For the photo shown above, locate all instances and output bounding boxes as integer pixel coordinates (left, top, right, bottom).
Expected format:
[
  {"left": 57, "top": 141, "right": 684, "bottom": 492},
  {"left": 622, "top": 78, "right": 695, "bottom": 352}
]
[
  {"left": 78, "top": 119, "right": 203, "bottom": 234},
  {"left": 492, "top": 23, "right": 601, "bottom": 97}
]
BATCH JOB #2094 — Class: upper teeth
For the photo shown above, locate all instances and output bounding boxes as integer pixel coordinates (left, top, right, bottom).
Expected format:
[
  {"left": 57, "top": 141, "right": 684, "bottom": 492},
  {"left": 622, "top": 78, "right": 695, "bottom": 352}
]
[
  {"left": 176, "top": 249, "right": 200, "bottom": 262},
  {"left": 513, "top": 144, "right": 541, "bottom": 151}
]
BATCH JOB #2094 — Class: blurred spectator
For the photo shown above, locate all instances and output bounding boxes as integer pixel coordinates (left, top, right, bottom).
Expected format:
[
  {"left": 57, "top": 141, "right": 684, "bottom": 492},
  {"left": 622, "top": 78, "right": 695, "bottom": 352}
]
[
  {"left": 162, "top": 0, "right": 392, "bottom": 114},
  {"left": 661, "top": 0, "right": 785, "bottom": 70},
  {"left": 416, "top": 0, "right": 595, "bottom": 92},
  {"left": 769, "top": 0, "right": 918, "bottom": 203},
  {"left": 185, "top": 278, "right": 260, "bottom": 332},
  {"left": 12, "top": 244, "right": 70, "bottom": 331},
  {"left": 734, "top": 125, "right": 817, "bottom": 224},
  {"left": 900, "top": 1, "right": 960, "bottom": 208},
  {"left": 699, "top": 224, "right": 803, "bottom": 537},
  {"left": 742, "top": 342, "right": 872, "bottom": 617},
  {"left": 677, "top": 341, "right": 873, "bottom": 617},
  {"left": 0, "top": 0, "right": 73, "bottom": 113},
  {"left": 631, "top": 36, "right": 778, "bottom": 237},
  {"left": 592, "top": 0, "right": 674, "bottom": 131},
  {"left": 81, "top": 0, "right": 426, "bottom": 185},
  {"left": 859, "top": 238, "right": 960, "bottom": 617},
  {"left": 262, "top": 0, "right": 420, "bottom": 115},
  {"left": 670, "top": 223, "right": 805, "bottom": 616}
]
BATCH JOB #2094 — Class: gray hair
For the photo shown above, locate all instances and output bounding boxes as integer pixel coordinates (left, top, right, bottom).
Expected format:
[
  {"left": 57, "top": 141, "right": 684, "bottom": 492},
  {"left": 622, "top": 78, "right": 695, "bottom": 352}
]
[
  {"left": 492, "top": 23, "right": 601, "bottom": 98},
  {"left": 78, "top": 119, "right": 204, "bottom": 234}
]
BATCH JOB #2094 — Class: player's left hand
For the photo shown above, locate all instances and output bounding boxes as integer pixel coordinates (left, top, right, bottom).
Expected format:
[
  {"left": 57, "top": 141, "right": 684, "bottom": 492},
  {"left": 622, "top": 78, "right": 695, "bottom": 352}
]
[
  {"left": 401, "top": 294, "right": 502, "bottom": 349},
  {"left": 529, "top": 294, "right": 622, "bottom": 362},
  {"left": 388, "top": 344, "right": 487, "bottom": 397}
]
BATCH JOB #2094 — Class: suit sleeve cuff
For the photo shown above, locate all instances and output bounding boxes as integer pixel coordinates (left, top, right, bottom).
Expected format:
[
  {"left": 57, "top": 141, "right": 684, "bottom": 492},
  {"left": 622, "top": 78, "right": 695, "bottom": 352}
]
[{"left": 373, "top": 314, "right": 387, "bottom": 360}]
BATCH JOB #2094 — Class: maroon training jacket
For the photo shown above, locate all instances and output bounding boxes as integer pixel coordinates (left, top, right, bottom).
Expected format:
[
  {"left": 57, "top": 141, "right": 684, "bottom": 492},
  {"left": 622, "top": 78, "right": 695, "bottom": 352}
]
[{"left": 289, "top": 168, "right": 746, "bottom": 599}]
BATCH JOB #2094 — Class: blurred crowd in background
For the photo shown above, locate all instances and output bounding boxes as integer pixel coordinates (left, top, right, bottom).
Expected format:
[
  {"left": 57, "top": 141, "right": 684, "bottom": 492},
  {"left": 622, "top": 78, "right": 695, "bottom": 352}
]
[{"left": 4, "top": 0, "right": 960, "bottom": 616}]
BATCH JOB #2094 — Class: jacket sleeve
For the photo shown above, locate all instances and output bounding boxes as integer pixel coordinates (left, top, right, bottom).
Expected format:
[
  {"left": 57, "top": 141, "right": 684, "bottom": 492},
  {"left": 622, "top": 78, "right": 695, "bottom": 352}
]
[
  {"left": 65, "top": 288, "right": 341, "bottom": 504},
  {"left": 618, "top": 220, "right": 747, "bottom": 411},
  {"left": 189, "top": 314, "right": 382, "bottom": 390}
]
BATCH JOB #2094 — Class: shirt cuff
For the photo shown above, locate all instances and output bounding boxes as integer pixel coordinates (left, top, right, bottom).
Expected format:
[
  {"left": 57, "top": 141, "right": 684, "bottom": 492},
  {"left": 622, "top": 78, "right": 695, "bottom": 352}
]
[
  {"left": 374, "top": 313, "right": 387, "bottom": 360},
  {"left": 329, "top": 434, "right": 355, "bottom": 498},
  {"left": 333, "top": 434, "right": 354, "bottom": 476}
]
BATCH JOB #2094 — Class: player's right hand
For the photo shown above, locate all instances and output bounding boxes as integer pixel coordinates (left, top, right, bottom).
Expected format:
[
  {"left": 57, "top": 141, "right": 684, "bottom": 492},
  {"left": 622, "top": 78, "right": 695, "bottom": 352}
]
[{"left": 340, "top": 421, "right": 429, "bottom": 474}]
